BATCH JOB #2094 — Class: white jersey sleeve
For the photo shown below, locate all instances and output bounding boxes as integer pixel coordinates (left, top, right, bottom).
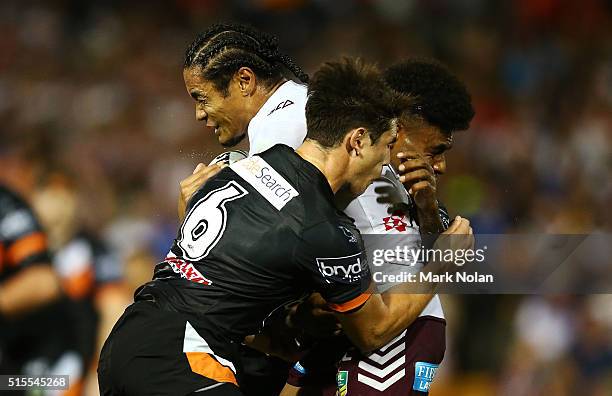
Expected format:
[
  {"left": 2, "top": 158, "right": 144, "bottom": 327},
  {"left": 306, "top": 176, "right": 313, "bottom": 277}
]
[
  {"left": 247, "top": 80, "right": 308, "bottom": 155},
  {"left": 343, "top": 165, "right": 445, "bottom": 319}
]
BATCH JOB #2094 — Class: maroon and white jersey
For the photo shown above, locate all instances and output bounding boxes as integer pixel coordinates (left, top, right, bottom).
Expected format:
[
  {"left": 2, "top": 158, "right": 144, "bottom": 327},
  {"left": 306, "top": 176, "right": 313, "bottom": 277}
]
[{"left": 344, "top": 165, "right": 445, "bottom": 319}]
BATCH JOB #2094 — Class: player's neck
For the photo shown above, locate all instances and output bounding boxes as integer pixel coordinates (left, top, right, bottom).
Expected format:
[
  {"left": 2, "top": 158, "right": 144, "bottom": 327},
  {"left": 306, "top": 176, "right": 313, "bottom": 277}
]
[
  {"left": 296, "top": 140, "right": 348, "bottom": 194},
  {"left": 252, "top": 78, "right": 287, "bottom": 115}
]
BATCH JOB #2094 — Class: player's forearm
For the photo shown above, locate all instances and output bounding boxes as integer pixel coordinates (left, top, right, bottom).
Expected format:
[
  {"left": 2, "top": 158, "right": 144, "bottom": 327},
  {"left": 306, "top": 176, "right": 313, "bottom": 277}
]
[
  {"left": 279, "top": 383, "right": 301, "bottom": 396},
  {"left": 0, "top": 265, "right": 61, "bottom": 317},
  {"left": 416, "top": 204, "right": 444, "bottom": 234},
  {"left": 376, "top": 292, "right": 433, "bottom": 341},
  {"left": 85, "top": 286, "right": 130, "bottom": 392},
  {"left": 338, "top": 292, "right": 433, "bottom": 353},
  {"left": 368, "top": 292, "right": 433, "bottom": 351},
  {"left": 95, "top": 285, "right": 130, "bottom": 356}
]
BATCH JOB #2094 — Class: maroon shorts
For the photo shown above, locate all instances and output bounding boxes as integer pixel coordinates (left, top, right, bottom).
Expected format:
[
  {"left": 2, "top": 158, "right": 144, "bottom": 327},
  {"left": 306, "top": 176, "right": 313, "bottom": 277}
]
[{"left": 288, "top": 316, "right": 446, "bottom": 396}]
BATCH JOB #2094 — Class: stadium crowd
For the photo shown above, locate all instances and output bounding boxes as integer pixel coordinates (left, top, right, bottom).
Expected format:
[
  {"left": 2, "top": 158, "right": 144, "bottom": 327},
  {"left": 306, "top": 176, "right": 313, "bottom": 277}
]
[{"left": 0, "top": 1, "right": 610, "bottom": 395}]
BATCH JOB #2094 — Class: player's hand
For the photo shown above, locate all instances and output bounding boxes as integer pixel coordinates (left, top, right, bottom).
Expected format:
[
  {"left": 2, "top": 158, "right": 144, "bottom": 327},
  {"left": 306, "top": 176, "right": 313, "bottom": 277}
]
[
  {"left": 289, "top": 293, "right": 342, "bottom": 338},
  {"left": 243, "top": 333, "right": 302, "bottom": 362},
  {"left": 178, "top": 163, "right": 226, "bottom": 221},
  {"left": 396, "top": 151, "right": 438, "bottom": 213},
  {"left": 396, "top": 151, "right": 444, "bottom": 233},
  {"left": 412, "top": 216, "right": 474, "bottom": 292},
  {"left": 433, "top": 216, "right": 475, "bottom": 256}
]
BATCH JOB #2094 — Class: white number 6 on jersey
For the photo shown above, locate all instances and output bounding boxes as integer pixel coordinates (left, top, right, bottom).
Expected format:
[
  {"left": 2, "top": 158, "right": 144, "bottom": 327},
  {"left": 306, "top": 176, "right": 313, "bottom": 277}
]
[{"left": 178, "top": 181, "right": 248, "bottom": 260}]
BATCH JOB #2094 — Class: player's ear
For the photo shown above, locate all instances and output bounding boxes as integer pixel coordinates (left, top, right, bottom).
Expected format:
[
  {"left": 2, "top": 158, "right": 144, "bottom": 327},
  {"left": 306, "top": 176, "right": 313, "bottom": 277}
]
[
  {"left": 236, "top": 67, "right": 257, "bottom": 96},
  {"left": 347, "top": 127, "right": 367, "bottom": 157}
]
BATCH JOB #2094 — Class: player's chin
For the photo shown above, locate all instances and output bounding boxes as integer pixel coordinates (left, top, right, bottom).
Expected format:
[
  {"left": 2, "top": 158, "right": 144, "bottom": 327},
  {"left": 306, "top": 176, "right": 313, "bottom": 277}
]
[
  {"left": 219, "top": 130, "right": 246, "bottom": 147},
  {"left": 352, "top": 181, "right": 371, "bottom": 198}
]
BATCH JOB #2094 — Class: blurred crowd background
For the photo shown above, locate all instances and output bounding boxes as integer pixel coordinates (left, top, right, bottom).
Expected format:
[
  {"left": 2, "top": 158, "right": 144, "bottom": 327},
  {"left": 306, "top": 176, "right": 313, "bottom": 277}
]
[{"left": 0, "top": 0, "right": 610, "bottom": 395}]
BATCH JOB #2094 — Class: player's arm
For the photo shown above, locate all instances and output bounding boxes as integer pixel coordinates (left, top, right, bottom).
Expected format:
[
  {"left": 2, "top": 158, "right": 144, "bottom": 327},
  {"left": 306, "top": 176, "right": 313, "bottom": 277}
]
[
  {"left": 178, "top": 162, "right": 225, "bottom": 221},
  {"left": 83, "top": 280, "right": 130, "bottom": 395},
  {"left": 0, "top": 265, "right": 61, "bottom": 317},
  {"left": 0, "top": 223, "right": 61, "bottom": 317},
  {"left": 333, "top": 217, "right": 473, "bottom": 353},
  {"left": 243, "top": 332, "right": 302, "bottom": 363},
  {"left": 396, "top": 151, "right": 444, "bottom": 234}
]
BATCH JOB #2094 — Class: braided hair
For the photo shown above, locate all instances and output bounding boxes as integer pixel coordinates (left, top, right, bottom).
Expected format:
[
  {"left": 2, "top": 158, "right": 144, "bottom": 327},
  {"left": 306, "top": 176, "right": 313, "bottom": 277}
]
[{"left": 184, "top": 23, "right": 309, "bottom": 96}]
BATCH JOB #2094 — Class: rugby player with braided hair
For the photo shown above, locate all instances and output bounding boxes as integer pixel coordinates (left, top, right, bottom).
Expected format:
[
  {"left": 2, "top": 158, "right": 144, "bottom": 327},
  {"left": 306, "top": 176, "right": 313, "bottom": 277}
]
[
  {"left": 177, "top": 23, "right": 313, "bottom": 395},
  {"left": 175, "top": 23, "right": 475, "bottom": 396},
  {"left": 179, "top": 23, "right": 310, "bottom": 224},
  {"left": 182, "top": 22, "right": 309, "bottom": 149},
  {"left": 99, "top": 56, "right": 475, "bottom": 396}
]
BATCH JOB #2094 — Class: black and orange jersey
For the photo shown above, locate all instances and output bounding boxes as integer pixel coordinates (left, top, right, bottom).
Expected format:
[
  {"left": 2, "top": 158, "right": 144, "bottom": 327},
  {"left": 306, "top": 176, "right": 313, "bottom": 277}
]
[
  {"left": 0, "top": 185, "right": 73, "bottom": 375},
  {"left": 54, "top": 231, "right": 123, "bottom": 301},
  {"left": 141, "top": 144, "right": 372, "bottom": 344},
  {"left": 53, "top": 231, "right": 124, "bottom": 367},
  {"left": 0, "top": 185, "right": 51, "bottom": 282}
]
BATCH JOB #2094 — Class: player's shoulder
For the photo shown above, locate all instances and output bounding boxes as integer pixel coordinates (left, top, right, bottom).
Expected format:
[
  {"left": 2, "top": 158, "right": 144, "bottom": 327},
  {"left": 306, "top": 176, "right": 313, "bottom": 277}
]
[
  {"left": 263, "top": 81, "right": 307, "bottom": 117},
  {"left": 302, "top": 213, "right": 363, "bottom": 255},
  {"left": 0, "top": 185, "right": 42, "bottom": 240},
  {"left": 247, "top": 81, "right": 308, "bottom": 154},
  {"left": 0, "top": 185, "right": 29, "bottom": 214},
  {"left": 250, "top": 81, "right": 307, "bottom": 127},
  {"left": 297, "top": 216, "right": 370, "bottom": 290}
]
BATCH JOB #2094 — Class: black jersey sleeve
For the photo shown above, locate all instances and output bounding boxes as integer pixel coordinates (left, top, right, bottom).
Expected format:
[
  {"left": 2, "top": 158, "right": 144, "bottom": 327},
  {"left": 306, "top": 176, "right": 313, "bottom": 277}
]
[
  {"left": 0, "top": 187, "right": 51, "bottom": 277},
  {"left": 293, "top": 220, "right": 372, "bottom": 313}
]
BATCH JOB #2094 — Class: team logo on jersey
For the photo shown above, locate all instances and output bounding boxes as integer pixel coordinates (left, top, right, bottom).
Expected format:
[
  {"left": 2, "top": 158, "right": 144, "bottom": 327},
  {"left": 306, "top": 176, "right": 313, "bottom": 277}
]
[
  {"left": 383, "top": 210, "right": 409, "bottom": 232},
  {"left": 413, "top": 362, "right": 439, "bottom": 393},
  {"left": 338, "top": 226, "right": 357, "bottom": 243},
  {"left": 268, "top": 99, "right": 294, "bottom": 116},
  {"left": 336, "top": 371, "right": 348, "bottom": 396},
  {"left": 231, "top": 156, "right": 299, "bottom": 210},
  {"left": 316, "top": 252, "right": 368, "bottom": 284}
]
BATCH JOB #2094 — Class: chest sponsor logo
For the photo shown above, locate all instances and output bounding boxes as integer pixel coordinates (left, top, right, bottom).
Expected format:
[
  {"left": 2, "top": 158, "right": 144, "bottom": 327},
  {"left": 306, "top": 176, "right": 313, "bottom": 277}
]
[
  {"left": 165, "top": 257, "right": 212, "bottom": 285},
  {"left": 413, "top": 362, "right": 439, "bottom": 393},
  {"left": 231, "top": 156, "right": 299, "bottom": 210},
  {"left": 316, "top": 252, "right": 368, "bottom": 284}
]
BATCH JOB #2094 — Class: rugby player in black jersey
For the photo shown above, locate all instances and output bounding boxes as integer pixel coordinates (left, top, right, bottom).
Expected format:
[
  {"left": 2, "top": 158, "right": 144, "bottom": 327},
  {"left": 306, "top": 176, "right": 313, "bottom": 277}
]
[
  {"left": 177, "top": 23, "right": 311, "bottom": 396},
  {"left": 0, "top": 185, "right": 60, "bottom": 318},
  {"left": 282, "top": 59, "right": 475, "bottom": 396},
  {"left": 98, "top": 58, "right": 473, "bottom": 396},
  {"left": 0, "top": 185, "right": 68, "bottom": 394},
  {"left": 177, "top": 23, "right": 474, "bottom": 396}
]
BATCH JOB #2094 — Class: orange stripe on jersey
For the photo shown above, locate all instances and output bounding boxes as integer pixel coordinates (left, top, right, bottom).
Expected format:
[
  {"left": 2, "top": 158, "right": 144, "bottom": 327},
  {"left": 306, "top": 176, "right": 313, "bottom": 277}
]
[
  {"left": 328, "top": 292, "right": 371, "bottom": 313},
  {"left": 6, "top": 232, "right": 47, "bottom": 267},
  {"left": 185, "top": 352, "right": 238, "bottom": 386},
  {"left": 0, "top": 242, "right": 5, "bottom": 273},
  {"left": 61, "top": 378, "right": 83, "bottom": 396},
  {"left": 62, "top": 267, "right": 95, "bottom": 299}
]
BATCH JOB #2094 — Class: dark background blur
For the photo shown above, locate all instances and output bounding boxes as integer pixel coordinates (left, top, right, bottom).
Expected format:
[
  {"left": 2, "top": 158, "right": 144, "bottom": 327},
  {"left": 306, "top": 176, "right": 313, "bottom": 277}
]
[{"left": 0, "top": 1, "right": 610, "bottom": 395}]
